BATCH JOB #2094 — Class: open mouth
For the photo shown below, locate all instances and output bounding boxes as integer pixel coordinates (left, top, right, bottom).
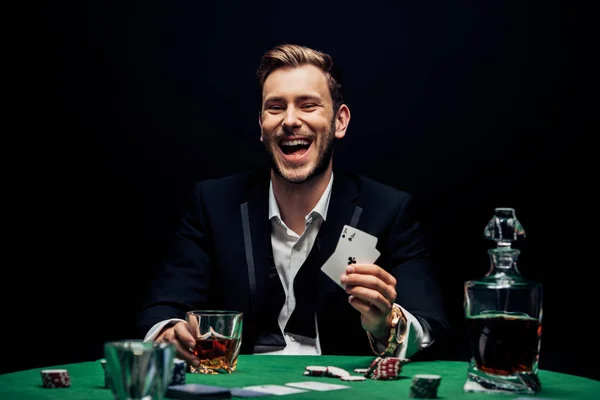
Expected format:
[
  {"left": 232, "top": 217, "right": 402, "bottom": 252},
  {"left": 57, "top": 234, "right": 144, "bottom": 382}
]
[{"left": 279, "top": 139, "right": 312, "bottom": 158}]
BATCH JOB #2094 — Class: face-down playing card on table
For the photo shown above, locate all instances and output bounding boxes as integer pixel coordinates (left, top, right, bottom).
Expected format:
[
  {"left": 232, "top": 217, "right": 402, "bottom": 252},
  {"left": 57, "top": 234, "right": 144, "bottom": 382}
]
[
  {"left": 321, "top": 225, "right": 380, "bottom": 288},
  {"left": 239, "top": 381, "right": 350, "bottom": 396},
  {"left": 239, "top": 384, "right": 307, "bottom": 396},
  {"left": 285, "top": 381, "right": 351, "bottom": 391},
  {"left": 166, "top": 384, "right": 232, "bottom": 399},
  {"left": 167, "top": 384, "right": 303, "bottom": 398}
]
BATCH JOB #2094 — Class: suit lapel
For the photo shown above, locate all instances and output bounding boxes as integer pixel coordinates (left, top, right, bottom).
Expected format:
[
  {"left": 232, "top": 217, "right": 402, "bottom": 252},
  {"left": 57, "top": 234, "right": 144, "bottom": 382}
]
[
  {"left": 244, "top": 172, "right": 272, "bottom": 320},
  {"left": 315, "top": 174, "right": 359, "bottom": 310}
]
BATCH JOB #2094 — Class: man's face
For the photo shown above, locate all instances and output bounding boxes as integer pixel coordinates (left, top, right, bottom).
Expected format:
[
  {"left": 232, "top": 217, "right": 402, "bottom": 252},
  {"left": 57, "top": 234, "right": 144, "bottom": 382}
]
[{"left": 260, "top": 65, "right": 344, "bottom": 184}]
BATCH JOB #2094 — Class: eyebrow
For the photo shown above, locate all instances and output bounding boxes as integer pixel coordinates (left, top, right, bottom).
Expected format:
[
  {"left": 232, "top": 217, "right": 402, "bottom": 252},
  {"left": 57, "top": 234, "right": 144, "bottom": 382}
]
[{"left": 263, "top": 94, "right": 323, "bottom": 104}]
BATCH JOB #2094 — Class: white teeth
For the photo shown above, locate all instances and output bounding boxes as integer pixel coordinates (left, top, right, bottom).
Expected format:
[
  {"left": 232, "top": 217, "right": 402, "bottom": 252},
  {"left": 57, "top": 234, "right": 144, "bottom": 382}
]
[{"left": 281, "top": 139, "right": 310, "bottom": 146}]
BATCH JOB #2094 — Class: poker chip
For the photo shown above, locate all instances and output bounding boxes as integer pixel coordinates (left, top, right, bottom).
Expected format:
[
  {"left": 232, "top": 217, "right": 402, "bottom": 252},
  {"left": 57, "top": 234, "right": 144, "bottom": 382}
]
[
  {"left": 304, "top": 366, "right": 327, "bottom": 376},
  {"left": 325, "top": 366, "right": 350, "bottom": 378},
  {"left": 365, "top": 356, "right": 383, "bottom": 378},
  {"left": 341, "top": 375, "right": 367, "bottom": 381},
  {"left": 170, "top": 358, "right": 187, "bottom": 385},
  {"left": 409, "top": 374, "right": 442, "bottom": 398},
  {"left": 353, "top": 368, "right": 369, "bottom": 374},
  {"left": 368, "top": 357, "right": 407, "bottom": 380},
  {"left": 41, "top": 369, "right": 71, "bottom": 388}
]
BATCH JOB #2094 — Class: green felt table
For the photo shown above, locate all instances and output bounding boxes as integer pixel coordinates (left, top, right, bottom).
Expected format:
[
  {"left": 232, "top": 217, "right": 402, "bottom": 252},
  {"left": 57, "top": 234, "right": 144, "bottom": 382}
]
[{"left": 1, "top": 355, "right": 598, "bottom": 399}]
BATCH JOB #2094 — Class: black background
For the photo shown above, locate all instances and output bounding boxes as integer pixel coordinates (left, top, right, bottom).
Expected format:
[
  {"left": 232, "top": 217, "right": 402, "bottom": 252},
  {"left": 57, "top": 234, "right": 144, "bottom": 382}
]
[{"left": 5, "top": 0, "right": 595, "bottom": 381}]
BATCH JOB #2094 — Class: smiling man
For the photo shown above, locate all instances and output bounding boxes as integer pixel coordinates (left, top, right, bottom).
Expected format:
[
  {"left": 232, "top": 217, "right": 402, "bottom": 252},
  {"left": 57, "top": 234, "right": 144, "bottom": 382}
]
[
  {"left": 259, "top": 63, "right": 347, "bottom": 186},
  {"left": 136, "top": 44, "right": 450, "bottom": 368}
]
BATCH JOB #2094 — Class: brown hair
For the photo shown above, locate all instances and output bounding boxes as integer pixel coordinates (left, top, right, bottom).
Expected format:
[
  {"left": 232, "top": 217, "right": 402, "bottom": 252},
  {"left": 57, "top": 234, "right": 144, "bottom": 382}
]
[{"left": 257, "top": 44, "right": 344, "bottom": 112}]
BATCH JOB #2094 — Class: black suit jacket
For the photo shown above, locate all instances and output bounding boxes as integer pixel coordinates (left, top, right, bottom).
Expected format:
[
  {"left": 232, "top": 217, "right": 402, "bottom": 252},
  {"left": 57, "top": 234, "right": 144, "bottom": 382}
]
[{"left": 136, "top": 168, "right": 449, "bottom": 358}]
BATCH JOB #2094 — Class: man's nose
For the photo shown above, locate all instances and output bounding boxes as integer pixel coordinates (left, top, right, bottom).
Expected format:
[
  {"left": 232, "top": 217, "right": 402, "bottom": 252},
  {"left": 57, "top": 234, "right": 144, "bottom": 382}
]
[{"left": 282, "top": 107, "right": 302, "bottom": 131}]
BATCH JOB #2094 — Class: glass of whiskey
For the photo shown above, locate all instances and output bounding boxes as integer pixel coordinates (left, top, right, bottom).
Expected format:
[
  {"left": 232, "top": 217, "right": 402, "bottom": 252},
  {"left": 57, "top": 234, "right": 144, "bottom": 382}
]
[{"left": 186, "top": 310, "right": 243, "bottom": 374}]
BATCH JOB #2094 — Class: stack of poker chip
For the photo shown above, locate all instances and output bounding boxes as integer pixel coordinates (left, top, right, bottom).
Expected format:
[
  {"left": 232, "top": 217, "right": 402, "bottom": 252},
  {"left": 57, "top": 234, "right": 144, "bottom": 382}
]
[
  {"left": 41, "top": 369, "right": 71, "bottom": 388},
  {"left": 371, "top": 357, "right": 402, "bottom": 380},
  {"left": 409, "top": 374, "right": 442, "bottom": 398},
  {"left": 170, "top": 358, "right": 187, "bottom": 385},
  {"left": 364, "top": 357, "right": 409, "bottom": 380}
]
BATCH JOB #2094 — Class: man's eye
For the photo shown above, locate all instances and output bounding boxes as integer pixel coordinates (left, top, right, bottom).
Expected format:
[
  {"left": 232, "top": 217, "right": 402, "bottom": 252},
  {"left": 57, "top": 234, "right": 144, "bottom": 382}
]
[
  {"left": 302, "top": 104, "right": 316, "bottom": 109},
  {"left": 268, "top": 105, "right": 284, "bottom": 111}
]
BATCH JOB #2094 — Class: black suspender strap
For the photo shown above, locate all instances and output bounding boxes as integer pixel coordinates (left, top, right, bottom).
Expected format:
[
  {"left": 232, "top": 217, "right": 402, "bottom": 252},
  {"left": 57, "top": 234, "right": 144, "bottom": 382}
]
[{"left": 240, "top": 202, "right": 257, "bottom": 310}]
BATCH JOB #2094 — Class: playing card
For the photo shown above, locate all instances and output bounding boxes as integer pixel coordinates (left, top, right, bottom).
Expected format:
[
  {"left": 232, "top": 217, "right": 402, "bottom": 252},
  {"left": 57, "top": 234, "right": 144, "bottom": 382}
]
[
  {"left": 337, "top": 225, "right": 378, "bottom": 249},
  {"left": 284, "top": 381, "right": 351, "bottom": 391},
  {"left": 334, "top": 230, "right": 380, "bottom": 267},
  {"left": 321, "top": 250, "right": 352, "bottom": 288},
  {"left": 321, "top": 225, "right": 380, "bottom": 288},
  {"left": 241, "top": 384, "right": 307, "bottom": 396},
  {"left": 166, "top": 384, "right": 231, "bottom": 399},
  {"left": 230, "top": 387, "right": 273, "bottom": 398}
]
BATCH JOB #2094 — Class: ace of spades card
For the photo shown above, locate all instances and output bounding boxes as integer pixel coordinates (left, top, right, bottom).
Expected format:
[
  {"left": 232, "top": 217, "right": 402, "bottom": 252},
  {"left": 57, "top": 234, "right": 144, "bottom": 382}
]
[{"left": 321, "top": 225, "right": 380, "bottom": 288}]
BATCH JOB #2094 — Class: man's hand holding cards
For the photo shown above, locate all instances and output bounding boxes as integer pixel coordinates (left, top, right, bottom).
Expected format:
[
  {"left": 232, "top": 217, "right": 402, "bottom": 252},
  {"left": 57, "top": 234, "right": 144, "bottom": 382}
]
[
  {"left": 321, "top": 225, "right": 399, "bottom": 342},
  {"left": 321, "top": 225, "right": 381, "bottom": 288}
]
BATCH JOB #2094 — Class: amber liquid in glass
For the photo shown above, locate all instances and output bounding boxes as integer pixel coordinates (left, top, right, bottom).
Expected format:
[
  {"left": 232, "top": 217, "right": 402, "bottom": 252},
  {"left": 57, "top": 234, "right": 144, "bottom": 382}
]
[
  {"left": 192, "top": 337, "right": 240, "bottom": 373},
  {"left": 468, "top": 314, "right": 540, "bottom": 375}
]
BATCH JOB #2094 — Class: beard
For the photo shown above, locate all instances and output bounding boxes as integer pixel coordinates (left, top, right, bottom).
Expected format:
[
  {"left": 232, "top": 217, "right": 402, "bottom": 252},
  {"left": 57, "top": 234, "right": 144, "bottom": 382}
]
[{"left": 263, "top": 121, "right": 336, "bottom": 184}]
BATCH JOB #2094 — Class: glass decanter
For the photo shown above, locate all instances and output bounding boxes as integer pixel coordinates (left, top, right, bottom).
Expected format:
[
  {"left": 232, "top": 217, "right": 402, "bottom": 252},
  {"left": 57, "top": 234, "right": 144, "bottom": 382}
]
[{"left": 463, "top": 207, "right": 543, "bottom": 394}]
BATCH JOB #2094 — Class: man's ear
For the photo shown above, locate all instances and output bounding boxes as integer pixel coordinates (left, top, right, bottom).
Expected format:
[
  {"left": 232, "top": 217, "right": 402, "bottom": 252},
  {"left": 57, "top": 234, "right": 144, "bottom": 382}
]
[{"left": 334, "top": 104, "right": 351, "bottom": 139}]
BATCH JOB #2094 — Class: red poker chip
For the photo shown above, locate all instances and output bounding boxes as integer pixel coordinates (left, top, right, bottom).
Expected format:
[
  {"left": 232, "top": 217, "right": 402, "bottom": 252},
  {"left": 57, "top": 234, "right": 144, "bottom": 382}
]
[
  {"left": 368, "top": 357, "right": 382, "bottom": 369},
  {"left": 326, "top": 366, "right": 350, "bottom": 378},
  {"left": 305, "top": 366, "right": 327, "bottom": 376},
  {"left": 365, "top": 356, "right": 382, "bottom": 378},
  {"left": 41, "top": 369, "right": 71, "bottom": 388}
]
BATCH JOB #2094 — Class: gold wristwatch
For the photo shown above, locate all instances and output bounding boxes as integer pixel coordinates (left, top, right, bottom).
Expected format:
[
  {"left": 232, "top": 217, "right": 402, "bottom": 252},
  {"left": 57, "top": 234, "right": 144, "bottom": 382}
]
[{"left": 367, "top": 304, "right": 408, "bottom": 357}]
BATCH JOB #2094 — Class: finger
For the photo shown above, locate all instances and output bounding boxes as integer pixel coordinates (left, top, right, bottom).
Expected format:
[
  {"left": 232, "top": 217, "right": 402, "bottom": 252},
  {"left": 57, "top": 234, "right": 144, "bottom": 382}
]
[
  {"left": 347, "top": 294, "right": 376, "bottom": 315},
  {"left": 346, "top": 285, "right": 393, "bottom": 314},
  {"left": 347, "top": 294, "right": 388, "bottom": 328},
  {"left": 155, "top": 329, "right": 169, "bottom": 343},
  {"left": 174, "top": 323, "right": 200, "bottom": 366},
  {"left": 173, "top": 340, "right": 200, "bottom": 367},
  {"left": 174, "top": 322, "right": 197, "bottom": 349},
  {"left": 343, "top": 272, "right": 397, "bottom": 304},
  {"left": 159, "top": 324, "right": 199, "bottom": 367},
  {"left": 346, "top": 264, "right": 397, "bottom": 287}
]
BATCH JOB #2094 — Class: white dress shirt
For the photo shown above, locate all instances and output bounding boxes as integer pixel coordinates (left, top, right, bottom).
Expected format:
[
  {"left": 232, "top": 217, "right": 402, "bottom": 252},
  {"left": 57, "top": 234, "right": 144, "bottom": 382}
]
[{"left": 144, "top": 172, "right": 428, "bottom": 358}]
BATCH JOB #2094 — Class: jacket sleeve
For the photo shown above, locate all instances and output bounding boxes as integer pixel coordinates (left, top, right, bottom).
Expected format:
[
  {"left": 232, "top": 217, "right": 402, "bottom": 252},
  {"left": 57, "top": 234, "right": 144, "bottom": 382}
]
[
  {"left": 385, "top": 194, "right": 451, "bottom": 360},
  {"left": 135, "top": 182, "right": 215, "bottom": 337}
]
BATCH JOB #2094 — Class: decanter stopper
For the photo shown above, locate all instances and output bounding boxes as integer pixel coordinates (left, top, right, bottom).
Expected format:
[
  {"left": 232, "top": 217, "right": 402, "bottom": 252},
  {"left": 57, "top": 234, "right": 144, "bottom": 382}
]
[{"left": 483, "top": 207, "right": 525, "bottom": 248}]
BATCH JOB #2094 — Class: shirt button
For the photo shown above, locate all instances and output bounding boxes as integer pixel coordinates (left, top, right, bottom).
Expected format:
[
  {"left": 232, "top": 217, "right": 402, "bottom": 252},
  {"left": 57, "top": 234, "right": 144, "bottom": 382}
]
[
  {"left": 293, "top": 244, "right": 301, "bottom": 251},
  {"left": 289, "top": 335, "right": 296, "bottom": 342}
]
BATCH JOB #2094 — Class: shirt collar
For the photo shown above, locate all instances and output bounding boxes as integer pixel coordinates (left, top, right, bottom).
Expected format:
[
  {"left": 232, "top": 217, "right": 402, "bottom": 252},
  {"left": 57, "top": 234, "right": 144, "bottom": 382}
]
[{"left": 268, "top": 172, "right": 334, "bottom": 222}]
